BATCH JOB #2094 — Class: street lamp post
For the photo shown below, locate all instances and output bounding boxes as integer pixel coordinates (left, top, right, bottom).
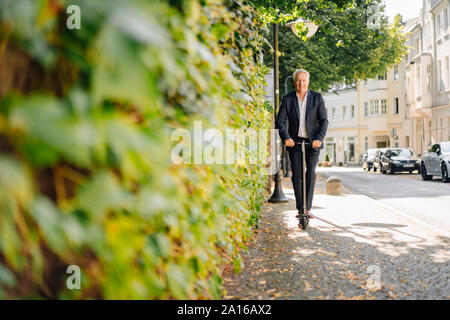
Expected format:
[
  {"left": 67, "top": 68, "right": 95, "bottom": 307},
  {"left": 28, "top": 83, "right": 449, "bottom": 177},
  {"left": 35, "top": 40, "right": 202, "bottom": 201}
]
[
  {"left": 282, "top": 74, "right": 293, "bottom": 178},
  {"left": 268, "top": 17, "right": 318, "bottom": 203}
]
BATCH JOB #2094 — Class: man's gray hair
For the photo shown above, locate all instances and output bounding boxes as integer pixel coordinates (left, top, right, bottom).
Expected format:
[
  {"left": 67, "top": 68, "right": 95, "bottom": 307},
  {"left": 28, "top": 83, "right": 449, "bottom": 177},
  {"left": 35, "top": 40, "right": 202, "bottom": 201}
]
[{"left": 293, "top": 69, "right": 310, "bottom": 81}]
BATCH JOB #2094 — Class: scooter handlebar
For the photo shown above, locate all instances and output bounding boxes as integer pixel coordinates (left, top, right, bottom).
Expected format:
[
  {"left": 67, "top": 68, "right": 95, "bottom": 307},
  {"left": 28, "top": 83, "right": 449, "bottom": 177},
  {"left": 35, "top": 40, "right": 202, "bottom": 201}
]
[
  {"left": 294, "top": 141, "right": 315, "bottom": 148},
  {"left": 294, "top": 141, "right": 313, "bottom": 147}
]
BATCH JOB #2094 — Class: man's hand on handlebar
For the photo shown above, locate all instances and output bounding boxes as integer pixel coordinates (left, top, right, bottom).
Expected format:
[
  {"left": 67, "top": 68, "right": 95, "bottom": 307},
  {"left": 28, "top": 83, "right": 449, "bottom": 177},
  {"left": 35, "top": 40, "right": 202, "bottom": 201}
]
[
  {"left": 284, "top": 139, "right": 295, "bottom": 147},
  {"left": 312, "top": 140, "right": 322, "bottom": 148}
]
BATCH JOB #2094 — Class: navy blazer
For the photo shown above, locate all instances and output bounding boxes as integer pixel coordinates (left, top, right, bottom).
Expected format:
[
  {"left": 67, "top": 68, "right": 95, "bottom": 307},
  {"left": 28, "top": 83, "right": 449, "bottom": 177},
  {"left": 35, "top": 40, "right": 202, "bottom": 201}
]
[{"left": 275, "top": 90, "right": 329, "bottom": 150}]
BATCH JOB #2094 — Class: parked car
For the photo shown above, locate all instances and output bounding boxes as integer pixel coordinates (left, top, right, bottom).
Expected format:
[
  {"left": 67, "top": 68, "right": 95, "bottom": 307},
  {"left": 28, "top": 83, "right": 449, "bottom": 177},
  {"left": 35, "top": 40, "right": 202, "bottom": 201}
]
[
  {"left": 380, "top": 148, "right": 420, "bottom": 174},
  {"left": 361, "top": 148, "right": 378, "bottom": 171},
  {"left": 419, "top": 141, "right": 450, "bottom": 182},
  {"left": 372, "top": 148, "right": 388, "bottom": 173}
]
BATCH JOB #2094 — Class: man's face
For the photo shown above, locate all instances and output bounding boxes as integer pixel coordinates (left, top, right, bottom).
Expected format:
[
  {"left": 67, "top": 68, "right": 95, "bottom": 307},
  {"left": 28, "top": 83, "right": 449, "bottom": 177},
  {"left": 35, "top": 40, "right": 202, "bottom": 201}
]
[{"left": 295, "top": 72, "right": 309, "bottom": 93}]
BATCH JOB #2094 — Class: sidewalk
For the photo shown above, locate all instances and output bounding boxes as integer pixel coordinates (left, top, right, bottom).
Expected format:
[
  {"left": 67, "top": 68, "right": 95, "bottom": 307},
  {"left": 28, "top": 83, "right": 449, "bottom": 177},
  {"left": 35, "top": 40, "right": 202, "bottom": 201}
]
[{"left": 222, "top": 174, "right": 450, "bottom": 299}]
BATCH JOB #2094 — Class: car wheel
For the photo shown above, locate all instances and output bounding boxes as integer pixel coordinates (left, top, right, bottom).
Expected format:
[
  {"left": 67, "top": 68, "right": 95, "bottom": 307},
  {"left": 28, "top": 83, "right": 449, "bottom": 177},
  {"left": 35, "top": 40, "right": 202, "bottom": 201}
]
[
  {"left": 381, "top": 164, "right": 386, "bottom": 174},
  {"left": 441, "top": 164, "right": 450, "bottom": 183},
  {"left": 373, "top": 167, "right": 377, "bottom": 172},
  {"left": 388, "top": 164, "right": 394, "bottom": 175},
  {"left": 420, "top": 163, "right": 432, "bottom": 181},
  {"left": 409, "top": 171, "right": 413, "bottom": 174}
]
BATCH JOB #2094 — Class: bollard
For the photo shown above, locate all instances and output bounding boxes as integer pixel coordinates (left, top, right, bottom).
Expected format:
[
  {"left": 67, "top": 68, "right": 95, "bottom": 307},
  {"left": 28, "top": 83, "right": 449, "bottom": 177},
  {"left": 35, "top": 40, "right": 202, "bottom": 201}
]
[{"left": 326, "top": 176, "right": 342, "bottom": 195}]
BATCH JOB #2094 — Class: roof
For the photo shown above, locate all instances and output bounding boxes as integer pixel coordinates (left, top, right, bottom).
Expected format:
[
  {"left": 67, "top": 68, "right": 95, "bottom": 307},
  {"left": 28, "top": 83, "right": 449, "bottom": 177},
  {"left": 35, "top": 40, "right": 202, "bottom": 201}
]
[{"left": 403, "top": 17, "right": 420, "bottom": 33}]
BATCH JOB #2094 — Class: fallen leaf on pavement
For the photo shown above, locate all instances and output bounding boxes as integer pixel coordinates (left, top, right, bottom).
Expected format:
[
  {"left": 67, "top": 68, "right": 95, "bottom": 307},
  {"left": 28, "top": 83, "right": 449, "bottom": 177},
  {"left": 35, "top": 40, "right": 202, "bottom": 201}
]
[{"left": 387, "top": 291, "right": 398, "bottom": 299}]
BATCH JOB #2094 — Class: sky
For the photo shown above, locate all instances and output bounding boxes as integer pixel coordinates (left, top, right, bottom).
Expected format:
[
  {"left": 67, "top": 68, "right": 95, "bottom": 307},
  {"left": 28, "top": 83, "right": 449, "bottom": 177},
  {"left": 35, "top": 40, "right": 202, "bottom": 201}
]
[{"left": 383, "top": 0, "right": 423, "bottom": 23}]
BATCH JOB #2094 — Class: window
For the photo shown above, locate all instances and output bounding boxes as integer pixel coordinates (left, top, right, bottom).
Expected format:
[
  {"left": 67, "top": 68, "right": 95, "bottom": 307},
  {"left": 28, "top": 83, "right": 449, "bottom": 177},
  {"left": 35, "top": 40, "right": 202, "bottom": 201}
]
[
  {"left": 445, "top": 8, "right": 449, "bottom": 30},
  {"left": 377, "top": 71, "right": 387, "bottom": 80},
  {"left": 441, "top": 118, "right": 444, "bottom": 140},
  {"left": 370, "top": 100, "right": 375, "bottom": 115},
  {"left": 390, "top": 148, "right": 414, "bottom": 156},
  {"left": 416, "top": 66, "right": 421, "bottom": 94},
  {"left": 427, "top": 64, "right": 432, "bottom": 92},
  {"left": 332, "top": 107, "right": 336, "bottom": 121},
  {"left": 351, "top": 105, "right": 355, "bottom": 119},
  {"left": 381, "top": 99, "right": 387, "bottom": 114},
  {"left": 374, "top": 100, "right": 379, "bottom": 115},
  {"left": 438, "top": 60, "right": 443, "bottom": 92},
  {"left": 437, "top": 14, "right": 441, "bottom": 36},
  {"left": 442, "top": 141, "right": 450, "bottom": 153},
  {"left": 393, "top": 97, "right": 399, "bottom": 115},
  {"left": 364, "top": 137, "right": 368, "bottom": 151},
  {"left": 407, "top": 77, "right": 411, "bottom": 102},
  {"left": 364, "top": 102, "right": 369, "bottom": 117},
  {"left": 343, "top": 106, "right": 347, "bottom": 120},
  {"left": 415, "top": 39, "right": 420, "bottom": 55},
  {"left": 445, "top": 56, "right": 449, "bottom": 89},
  {"left": 394, "top": 64, "right": 399, "bottom": 80}
]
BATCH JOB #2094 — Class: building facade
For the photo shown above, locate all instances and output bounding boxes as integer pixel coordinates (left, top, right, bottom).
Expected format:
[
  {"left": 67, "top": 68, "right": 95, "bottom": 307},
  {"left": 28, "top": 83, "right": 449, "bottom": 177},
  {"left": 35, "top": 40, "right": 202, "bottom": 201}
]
[
  {"left": 321, "top": 0, "right": 450, "bottom": 165},
  {"left": 321, "top": 85, "right": 359, "bottom": 165},
  {"left": 403, "top": 0, "right": 450, "bottom": 155}
]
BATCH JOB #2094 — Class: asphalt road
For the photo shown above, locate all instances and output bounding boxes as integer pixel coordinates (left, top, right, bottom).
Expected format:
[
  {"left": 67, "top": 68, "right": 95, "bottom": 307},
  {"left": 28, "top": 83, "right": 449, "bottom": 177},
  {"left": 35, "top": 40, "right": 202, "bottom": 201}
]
[{"left": 317, "top": 166, "right": 450, "bottom": 233}]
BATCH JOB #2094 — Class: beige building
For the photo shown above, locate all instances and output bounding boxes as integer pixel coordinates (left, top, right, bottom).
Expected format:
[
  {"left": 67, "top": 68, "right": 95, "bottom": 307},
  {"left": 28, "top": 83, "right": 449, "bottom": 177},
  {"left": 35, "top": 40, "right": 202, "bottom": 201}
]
[
  {"left": 322, "top": 66, "right": 405, "bottom": 165},
  {"left": 322, "top": 0, "right": 450, "bottom": 165},
  {"left": 322, "top": 84, "right": 359, "bottom": 165},
  {"left": 403, "top": 0, "right": 450, "bottom": 155},
  {"left": 357, "top": 67, "right": 405, "bottom": 153}
]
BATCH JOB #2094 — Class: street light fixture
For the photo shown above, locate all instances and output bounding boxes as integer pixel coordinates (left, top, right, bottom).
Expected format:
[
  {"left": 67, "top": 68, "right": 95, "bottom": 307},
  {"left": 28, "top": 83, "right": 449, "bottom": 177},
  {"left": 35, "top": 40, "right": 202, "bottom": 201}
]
[
  {"left": 286, "top": 17, "right": 319, "bottom": 39},
  {"left": 268, "top": 17, "right": 318, "bottom": 203}
]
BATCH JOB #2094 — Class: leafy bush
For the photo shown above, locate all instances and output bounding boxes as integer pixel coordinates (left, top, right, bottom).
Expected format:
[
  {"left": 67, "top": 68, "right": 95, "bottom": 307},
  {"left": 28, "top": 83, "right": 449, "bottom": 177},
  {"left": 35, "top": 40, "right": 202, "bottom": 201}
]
[{"left": 0, "top": 0, "right": 271, "bottom": 299}]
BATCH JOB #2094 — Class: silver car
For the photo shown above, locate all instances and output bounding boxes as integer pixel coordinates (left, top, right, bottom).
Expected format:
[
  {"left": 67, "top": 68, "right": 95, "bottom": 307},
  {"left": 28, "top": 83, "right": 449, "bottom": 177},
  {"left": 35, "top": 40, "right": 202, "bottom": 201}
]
[{"left": 420, "top": 141, "right": 450, "bottom": 182}]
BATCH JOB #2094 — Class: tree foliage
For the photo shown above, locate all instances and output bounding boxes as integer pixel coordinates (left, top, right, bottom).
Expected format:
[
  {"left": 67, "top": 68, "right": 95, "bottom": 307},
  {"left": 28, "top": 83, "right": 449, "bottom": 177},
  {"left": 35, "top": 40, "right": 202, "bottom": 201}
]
[
  {"left": 0, "top": 0, "right": 271, "bottom": 299},
  {"left": 249, "top": 0, "right": 356, "bottom": 23},
  {"left": 262, "top": 0, "right": 407, "bottom": 92}
]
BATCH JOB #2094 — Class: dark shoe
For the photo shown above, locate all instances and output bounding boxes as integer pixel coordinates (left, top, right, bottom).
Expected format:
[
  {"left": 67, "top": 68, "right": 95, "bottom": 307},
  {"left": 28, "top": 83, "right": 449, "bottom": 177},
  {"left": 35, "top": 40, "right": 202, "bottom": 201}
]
[{"left": 306, "top": 210, "right": 315, "bottom": 219}]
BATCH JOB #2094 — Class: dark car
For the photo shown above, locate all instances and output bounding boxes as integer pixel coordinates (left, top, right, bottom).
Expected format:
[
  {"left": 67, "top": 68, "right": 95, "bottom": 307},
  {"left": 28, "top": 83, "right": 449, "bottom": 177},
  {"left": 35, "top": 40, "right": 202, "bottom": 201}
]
[
  {"left": 372, "top": 148, "right": 388, "bottom": 173},
  {"left": 380, "top": 148, "right": 420, "bottom": 174},
  {"left": 420, "top": 141, "right": 450, "bottom": 182},
  {"left": 361, "top": 148, "right": 378, "bottom": 171}
]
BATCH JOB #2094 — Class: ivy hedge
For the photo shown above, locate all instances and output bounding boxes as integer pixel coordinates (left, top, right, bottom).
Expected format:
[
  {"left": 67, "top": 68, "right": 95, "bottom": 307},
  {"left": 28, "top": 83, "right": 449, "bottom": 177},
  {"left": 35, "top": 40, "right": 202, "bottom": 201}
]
[{"left": 0, "top": 0, "right": 271, "bottom": 299}]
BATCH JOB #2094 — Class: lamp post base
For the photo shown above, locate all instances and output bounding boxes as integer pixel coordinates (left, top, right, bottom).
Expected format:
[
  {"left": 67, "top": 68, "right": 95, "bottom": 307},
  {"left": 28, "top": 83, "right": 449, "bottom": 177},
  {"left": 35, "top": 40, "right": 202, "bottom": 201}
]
[{"left": 268, "top": 172, "right": 289, "bottom": 203}]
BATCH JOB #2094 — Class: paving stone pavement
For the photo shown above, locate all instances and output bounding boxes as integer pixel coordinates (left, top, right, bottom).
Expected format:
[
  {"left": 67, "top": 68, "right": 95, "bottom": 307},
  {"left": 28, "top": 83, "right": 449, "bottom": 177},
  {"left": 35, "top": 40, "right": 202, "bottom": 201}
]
[{"left": 222, "top": 174, "right": 450, "bottom": 300}]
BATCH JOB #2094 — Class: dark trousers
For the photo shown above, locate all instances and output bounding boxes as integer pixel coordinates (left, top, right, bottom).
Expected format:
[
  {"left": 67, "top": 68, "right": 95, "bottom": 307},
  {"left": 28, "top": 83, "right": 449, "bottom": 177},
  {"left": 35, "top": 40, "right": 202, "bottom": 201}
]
[{"left": 287, "top": 138, "right": 320, "bottom": 212}]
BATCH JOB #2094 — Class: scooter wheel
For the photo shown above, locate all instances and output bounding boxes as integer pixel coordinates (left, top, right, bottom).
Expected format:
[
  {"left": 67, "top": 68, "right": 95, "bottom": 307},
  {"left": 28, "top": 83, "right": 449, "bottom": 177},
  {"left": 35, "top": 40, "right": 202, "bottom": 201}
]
[{"left": 300, "top": 215, "right": 309, "bottom": 229}]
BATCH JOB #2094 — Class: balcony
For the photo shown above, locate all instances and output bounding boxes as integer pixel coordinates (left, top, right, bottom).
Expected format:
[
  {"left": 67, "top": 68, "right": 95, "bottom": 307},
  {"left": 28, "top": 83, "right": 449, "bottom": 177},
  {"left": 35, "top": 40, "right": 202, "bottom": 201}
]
[
  {"left": 367, "top": 79, "right": 387, "bottom": 91},
  {"left": 367, "top": 115, "right": 388, "bottom": 132}
]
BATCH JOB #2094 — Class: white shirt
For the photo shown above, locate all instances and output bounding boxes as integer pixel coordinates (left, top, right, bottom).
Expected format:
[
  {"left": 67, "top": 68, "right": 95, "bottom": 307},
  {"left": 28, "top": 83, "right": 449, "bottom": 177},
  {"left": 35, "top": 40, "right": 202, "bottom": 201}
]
[{"left": 296, "top": 91, "right": 309, "bottom": 138}]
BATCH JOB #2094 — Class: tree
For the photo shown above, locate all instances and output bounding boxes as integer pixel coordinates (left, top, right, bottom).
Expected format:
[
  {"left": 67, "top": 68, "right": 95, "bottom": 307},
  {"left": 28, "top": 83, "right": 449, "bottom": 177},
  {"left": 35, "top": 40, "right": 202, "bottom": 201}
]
[
  {"left": 249, "top": 0, "right": 356, "bottom": 24},
  {"left": 258, "top": 0, "right": 407, "bottom": 92}
]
